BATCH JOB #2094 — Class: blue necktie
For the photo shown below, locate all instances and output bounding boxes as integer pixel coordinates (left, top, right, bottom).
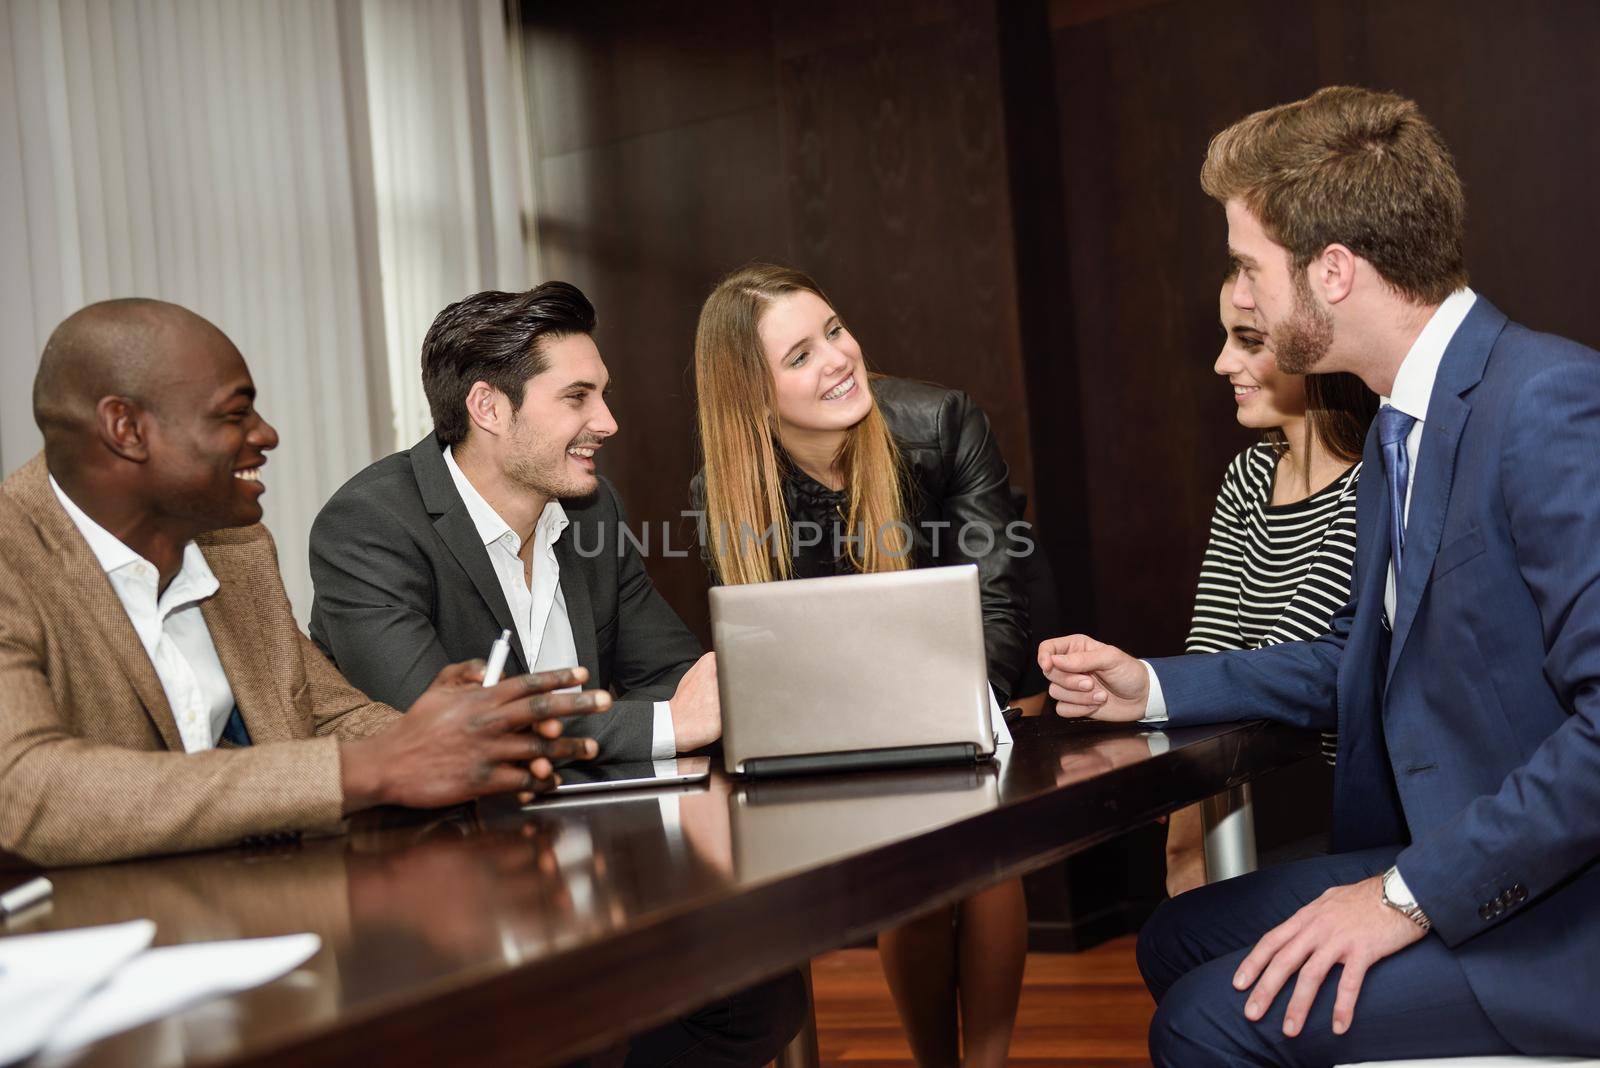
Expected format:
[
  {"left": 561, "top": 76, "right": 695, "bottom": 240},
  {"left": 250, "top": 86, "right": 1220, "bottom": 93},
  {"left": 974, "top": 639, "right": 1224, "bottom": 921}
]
[
  {"left": 219, "top": 705, "right": 252, "bottom": 747},
  {"left": 1377, "top": 405, "right": 1417, "bottom": 573}
]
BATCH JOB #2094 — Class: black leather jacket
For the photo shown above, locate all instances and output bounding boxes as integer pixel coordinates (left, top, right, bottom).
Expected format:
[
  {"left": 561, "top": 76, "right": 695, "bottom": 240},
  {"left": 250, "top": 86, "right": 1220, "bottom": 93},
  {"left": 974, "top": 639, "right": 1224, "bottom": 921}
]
[{"left": 692, "top": 376, "right": 1029, "bottom": 706}]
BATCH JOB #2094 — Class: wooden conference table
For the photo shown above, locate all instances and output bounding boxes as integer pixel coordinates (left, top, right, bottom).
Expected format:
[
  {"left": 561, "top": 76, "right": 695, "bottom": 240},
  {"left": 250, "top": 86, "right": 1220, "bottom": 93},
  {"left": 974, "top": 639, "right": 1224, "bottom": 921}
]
[{"left": 5, "top": 717, "right": 1317, "bottom": 1068}]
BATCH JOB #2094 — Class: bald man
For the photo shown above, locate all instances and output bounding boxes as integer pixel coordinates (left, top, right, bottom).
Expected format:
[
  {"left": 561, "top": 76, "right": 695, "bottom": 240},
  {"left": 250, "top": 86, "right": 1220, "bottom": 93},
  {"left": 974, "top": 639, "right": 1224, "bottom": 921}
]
[{"left": 0, "top": 299, "right": 611, "bottom": 867}]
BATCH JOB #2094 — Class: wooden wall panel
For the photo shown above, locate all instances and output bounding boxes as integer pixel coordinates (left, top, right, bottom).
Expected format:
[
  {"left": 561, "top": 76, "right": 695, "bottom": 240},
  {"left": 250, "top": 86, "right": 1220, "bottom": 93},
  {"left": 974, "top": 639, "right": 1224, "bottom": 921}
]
[{"left": 770, "top": 2, "right": 1034, "bottom": 507}]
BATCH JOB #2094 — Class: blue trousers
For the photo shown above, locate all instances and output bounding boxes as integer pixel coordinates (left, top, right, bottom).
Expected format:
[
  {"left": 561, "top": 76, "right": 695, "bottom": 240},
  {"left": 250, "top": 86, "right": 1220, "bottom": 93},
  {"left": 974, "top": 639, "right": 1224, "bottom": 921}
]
[{"left": 1138, "top": 847, "right": 1517, "bottom": 1066}]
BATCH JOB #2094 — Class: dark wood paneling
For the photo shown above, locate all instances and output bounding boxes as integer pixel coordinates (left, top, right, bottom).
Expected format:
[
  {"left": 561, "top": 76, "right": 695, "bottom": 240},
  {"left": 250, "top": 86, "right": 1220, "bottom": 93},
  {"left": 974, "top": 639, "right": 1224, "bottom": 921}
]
[
  {"left": 773, "top": 1, "right": 1034, "bottom": 507},
  {"left": 524, "top": 3, "right": 778, "bottom": 158},
  {"left": 999, "top": 0, "right": 1095, "bottom": 636}
]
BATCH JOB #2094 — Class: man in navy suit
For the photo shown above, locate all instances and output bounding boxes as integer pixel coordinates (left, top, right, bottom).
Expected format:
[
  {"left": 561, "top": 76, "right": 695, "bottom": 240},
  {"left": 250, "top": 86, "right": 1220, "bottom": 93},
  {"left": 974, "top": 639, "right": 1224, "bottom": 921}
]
[{"left": 1040, "top": 86, "right": 1600, "bottom": 1064}]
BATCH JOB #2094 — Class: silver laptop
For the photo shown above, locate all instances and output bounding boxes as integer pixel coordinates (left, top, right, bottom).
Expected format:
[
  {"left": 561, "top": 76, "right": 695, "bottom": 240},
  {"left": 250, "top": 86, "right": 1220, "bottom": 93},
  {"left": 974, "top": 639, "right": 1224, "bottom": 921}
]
[{"left": 710, "top": 564, "right": 996, "bottom": 776}]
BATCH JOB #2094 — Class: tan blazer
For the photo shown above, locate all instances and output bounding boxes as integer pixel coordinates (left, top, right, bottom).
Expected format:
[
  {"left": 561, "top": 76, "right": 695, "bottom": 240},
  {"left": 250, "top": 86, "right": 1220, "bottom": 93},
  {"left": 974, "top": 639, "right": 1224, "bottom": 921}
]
[{"left": 0, "top": 455, "right": 399, "bottom": 867}]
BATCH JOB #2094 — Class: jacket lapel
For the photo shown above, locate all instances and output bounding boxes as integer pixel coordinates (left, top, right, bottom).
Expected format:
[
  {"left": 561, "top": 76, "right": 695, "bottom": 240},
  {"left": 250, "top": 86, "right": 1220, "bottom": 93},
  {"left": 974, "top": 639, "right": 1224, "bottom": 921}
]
[
  {"left": 410, "top": 434, "right": 519, "bottom": 641},
  {"left": 8, "top": 457, "right": 185, "bottom": 750},
  {"left": 1386, "top": 298, "right": 1505, "bottom": 682},
  {"left": 555, "top": 534, "right": 599, "bottom": 679},
  {"left": 198, "top": 538, "right": 294, "bottom": 743},
  {"left": 1386, "top": 396, "right": 1465, "bottom": 680}
]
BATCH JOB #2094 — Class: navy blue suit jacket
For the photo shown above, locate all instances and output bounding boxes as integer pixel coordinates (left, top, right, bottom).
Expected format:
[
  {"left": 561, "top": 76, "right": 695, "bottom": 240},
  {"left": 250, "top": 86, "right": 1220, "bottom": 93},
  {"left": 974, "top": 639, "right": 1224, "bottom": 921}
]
[{"left": 1151, "top": 297, "right": 1600, "bottom": 1053}]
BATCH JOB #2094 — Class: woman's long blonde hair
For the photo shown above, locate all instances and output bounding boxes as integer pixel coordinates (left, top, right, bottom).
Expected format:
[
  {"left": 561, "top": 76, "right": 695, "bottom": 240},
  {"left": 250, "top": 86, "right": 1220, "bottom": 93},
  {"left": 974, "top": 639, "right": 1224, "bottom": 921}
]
[{"left": 695, "top": 263, "right": 909, "bottom": 585}]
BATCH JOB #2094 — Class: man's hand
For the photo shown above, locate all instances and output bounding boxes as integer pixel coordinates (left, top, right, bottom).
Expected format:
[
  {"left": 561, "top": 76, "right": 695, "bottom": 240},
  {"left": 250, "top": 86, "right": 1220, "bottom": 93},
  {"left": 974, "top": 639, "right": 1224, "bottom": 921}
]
[
  {"left": 341, "top": 661, "right": 611, "bottom": 813},
  {"left": 1038, "top": 635, "right": 1150, "bottom": 721},
  {"left": 669, "top": 652, "right": 722, "bottom": 752},
  {"left": 1233, "top": 875, "right": 1426, "bottom": 1038}
]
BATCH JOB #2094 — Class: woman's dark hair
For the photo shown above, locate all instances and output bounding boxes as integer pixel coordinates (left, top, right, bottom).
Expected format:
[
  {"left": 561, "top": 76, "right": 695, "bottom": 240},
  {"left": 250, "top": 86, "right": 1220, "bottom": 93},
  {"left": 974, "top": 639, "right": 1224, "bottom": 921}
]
[
  {"left": 1220, "top": 266, "right": 1376, "bottom": 464},
  {"left": 421, "top": 282, "right": 596, "bottom": 446},
  {"left": 1297, "top": 372, "right": 1378, "bottom": 463}
]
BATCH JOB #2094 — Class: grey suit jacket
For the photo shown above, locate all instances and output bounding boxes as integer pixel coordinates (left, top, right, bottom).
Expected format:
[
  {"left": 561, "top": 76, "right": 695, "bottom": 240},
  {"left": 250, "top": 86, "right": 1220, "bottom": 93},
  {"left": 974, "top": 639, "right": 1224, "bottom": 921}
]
[{"left": 308, "top": 433, "right": 702, "bottom": 762}]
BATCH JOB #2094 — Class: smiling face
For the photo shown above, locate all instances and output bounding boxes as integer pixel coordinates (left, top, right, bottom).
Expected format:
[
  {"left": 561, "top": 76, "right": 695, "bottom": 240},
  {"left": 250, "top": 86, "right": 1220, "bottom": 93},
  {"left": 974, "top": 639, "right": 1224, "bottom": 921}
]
[
  {"left": 142, "top": 325, "right": 279, "bottom": 531},
  {"left": 756, "top": 290, "right": 873, "bottom": 434},
  {"left": 1214, "top": 278, "right": 1305, "bottom": 431},
  {"left": 1226, "top": 198, "right": 1335, "bottom": 375},
  {"left": 501, "top": 332, "right": 618, "bottom": 500}
]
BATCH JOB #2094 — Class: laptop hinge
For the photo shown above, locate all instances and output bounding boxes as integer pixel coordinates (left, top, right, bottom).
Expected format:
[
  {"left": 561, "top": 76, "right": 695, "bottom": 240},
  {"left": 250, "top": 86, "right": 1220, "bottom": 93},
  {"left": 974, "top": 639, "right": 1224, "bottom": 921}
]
[{"left": 738, "top": 742, "right": 981, "bottom": 778}]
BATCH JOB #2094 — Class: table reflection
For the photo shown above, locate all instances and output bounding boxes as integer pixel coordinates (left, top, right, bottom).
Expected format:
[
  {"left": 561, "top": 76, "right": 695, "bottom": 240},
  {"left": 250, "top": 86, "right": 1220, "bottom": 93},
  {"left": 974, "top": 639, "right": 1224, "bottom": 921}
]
[
  {"left": 1052, "top": 732, "right": 1169, "bottom": 787},
  {"left": 727, "top": 762, "right": 1003, "bottom": 882}
]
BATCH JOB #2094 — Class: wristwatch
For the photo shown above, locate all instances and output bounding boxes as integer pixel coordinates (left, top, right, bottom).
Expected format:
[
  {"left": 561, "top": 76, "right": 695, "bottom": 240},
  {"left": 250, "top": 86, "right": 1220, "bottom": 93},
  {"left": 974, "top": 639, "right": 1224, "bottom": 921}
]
[{"left": 1381, "top": 866, "right": 1432, "bottom": 931}]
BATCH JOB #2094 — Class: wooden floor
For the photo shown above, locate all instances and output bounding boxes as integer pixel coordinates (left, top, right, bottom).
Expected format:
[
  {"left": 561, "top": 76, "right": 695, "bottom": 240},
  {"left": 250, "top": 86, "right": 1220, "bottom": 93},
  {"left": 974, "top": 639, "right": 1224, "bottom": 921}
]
[{"left": 810, "top": 938, "right": 1155, "bottom": 1067}]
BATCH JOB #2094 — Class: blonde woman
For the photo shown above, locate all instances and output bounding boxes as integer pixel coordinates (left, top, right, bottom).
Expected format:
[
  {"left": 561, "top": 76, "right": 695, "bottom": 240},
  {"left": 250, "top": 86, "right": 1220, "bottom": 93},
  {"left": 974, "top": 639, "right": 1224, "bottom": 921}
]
[{"left": 691, "top": 263, "right": 1028, "bottom": 1068}]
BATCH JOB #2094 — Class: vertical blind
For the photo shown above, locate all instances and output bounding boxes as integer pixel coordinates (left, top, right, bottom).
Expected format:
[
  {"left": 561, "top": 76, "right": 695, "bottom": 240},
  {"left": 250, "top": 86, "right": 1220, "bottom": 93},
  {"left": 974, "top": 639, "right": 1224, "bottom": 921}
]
[{"left": 0, "top": 0, "right": 534, "bottom": 623}]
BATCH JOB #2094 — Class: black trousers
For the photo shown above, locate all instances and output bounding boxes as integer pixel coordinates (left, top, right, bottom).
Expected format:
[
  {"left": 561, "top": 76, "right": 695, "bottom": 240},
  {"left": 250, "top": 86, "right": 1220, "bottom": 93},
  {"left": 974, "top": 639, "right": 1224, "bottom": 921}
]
[
  {"left": 574, "top": 968, "right": 808, "bottom": 1068},
  {"left": 1138, "top": 847, "right": 1516, "bottom": 1067}
]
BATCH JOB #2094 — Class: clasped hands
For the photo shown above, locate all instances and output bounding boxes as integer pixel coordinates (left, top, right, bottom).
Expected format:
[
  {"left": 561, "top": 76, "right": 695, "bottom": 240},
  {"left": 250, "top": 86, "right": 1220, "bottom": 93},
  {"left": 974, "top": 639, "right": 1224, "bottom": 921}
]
[
  {"left": 342, "top": 660, "right": 612, "bottom": 813},
  {"left": 1037, "top": 633, "right": 1429, "bottom": 1036}
]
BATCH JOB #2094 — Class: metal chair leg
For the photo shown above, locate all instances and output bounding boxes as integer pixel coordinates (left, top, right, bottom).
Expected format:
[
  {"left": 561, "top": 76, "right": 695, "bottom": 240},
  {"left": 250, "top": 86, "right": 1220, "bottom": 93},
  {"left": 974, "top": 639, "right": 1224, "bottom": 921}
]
[
  {"left": 773, "top": 960, "right": 820, "bottom": 1068},
  {"left": 1201, "top": 783, "right": 1258, "bottom": 883}
]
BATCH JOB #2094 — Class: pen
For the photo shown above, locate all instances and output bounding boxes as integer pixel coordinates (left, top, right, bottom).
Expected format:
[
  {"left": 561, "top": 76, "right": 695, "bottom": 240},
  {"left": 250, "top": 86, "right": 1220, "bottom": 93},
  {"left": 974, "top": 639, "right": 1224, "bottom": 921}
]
[
  {"left": 0, "top": 876, "right": 53, "bottom": 918},
  {"left": 483, "top": 628, "right": 512, "bottom": 687}
]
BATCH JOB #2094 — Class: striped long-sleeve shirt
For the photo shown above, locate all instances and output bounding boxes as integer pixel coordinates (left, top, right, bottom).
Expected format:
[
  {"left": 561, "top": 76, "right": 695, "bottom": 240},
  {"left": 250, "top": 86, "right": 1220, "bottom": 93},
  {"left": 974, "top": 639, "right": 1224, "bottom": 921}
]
[{"left": 1186, "top": 443, "right": 1360, "bottom": 764}]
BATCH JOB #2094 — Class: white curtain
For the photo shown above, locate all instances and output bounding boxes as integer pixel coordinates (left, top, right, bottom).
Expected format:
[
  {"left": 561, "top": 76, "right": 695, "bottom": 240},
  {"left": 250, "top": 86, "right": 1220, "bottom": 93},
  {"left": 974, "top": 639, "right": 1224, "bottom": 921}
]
[
  {"left": 361, "top": 0, "right": 539, "bottom": 449},
  {"left": 0, "top": 0, "right": 535, "bottom": 622}
]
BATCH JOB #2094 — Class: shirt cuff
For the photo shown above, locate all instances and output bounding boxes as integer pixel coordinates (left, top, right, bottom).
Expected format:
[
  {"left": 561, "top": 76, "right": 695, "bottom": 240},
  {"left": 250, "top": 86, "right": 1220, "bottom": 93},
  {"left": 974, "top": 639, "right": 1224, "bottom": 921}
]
[
  {"left": 651, "top": 700, "right": 677, "bottom": 760},
  {"left": 1140, "top": 660, "right": 1169, "bottom": 724}
]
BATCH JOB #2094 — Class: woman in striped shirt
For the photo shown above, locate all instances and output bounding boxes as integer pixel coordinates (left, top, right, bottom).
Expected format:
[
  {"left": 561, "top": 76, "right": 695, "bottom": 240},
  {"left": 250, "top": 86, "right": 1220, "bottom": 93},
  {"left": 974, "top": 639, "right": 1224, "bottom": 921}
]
[{"left": 1166, "top": 268, "right": 1377, "bottom": 896}]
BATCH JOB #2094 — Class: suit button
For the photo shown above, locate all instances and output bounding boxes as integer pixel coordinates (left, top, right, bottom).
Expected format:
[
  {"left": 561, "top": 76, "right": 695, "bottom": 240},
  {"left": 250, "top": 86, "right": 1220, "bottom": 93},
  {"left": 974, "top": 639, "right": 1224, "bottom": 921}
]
[
  {"left": 1479, "top": 903, "right": 1495, "bottom": 920},
  {"left": 1512, "top": 884, "right": 1528, "bottom": 903},
  {"left": 1498, "top": 890, "right": 1514, "bottom": 907}
]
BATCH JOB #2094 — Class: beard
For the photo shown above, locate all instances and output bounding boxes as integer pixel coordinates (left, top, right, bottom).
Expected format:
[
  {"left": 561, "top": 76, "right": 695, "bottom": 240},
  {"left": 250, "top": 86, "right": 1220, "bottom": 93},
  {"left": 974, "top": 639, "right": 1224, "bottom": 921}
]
[
  {"left": 1271, "top": 271, "right": 1336, "bottom": 375},
  {"left": 504, "top": 415, "right": 601, "bottom": 501}
]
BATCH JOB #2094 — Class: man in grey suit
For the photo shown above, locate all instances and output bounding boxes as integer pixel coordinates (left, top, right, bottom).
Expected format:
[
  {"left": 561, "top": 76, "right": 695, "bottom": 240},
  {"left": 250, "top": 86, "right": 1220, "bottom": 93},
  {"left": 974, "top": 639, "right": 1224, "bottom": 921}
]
[
  {"left": 309, "top": 283, "right": 804, "bottom": 1068},
  {"left": 309, "top": 282, "right": 720, "bottom": 765}
]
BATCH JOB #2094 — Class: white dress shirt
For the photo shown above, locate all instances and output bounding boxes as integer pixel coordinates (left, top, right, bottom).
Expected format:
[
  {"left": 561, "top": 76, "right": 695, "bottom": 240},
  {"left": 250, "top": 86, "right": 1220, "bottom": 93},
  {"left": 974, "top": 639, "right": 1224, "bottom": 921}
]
[
  {"left": 50, "top": 477, "right": 236, "bottom": 753},
  {"left": 442, "top": 448, "right": 677, "bottom": 758},
  {"left": 1141, "top": 288, "right": 1479, "bottom": 723},
  {"left": 1379, "top": 287, "right": 1477, "bottom": 621}
]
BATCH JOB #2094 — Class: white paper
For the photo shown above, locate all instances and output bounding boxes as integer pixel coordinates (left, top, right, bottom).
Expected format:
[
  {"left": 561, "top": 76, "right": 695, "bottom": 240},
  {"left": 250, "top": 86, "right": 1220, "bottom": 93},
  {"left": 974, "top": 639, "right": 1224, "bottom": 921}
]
[
  {"left": 39, "top": 932, "right": 322, "bottom": 1057},
  {"left": 0, "top": 919, "right": 156, "bottom": 1065}
]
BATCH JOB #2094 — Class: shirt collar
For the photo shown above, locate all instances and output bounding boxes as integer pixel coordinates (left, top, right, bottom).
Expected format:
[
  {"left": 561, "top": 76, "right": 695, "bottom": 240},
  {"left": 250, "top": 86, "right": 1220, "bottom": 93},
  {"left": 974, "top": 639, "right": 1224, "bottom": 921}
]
[
  {"left": 50, "top": 475, "right": 142, "bottom": 574},
  {"left": 48, "top": 475, "right": 219, "bottom": 614},
  {"left": 441, "top": 446, "right": 569, "bottom": 551},
  {"left": 1383, "top": 287, "right": 1477, "bottom": 423}
]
